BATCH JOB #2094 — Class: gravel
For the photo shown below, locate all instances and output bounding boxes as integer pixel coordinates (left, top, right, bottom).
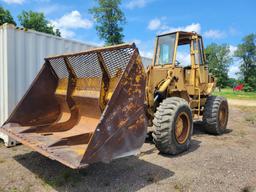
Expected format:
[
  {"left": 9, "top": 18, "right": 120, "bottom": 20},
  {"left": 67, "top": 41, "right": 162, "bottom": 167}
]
[{"left": 0, "top": 104, "right": 255, "bottom": 192}]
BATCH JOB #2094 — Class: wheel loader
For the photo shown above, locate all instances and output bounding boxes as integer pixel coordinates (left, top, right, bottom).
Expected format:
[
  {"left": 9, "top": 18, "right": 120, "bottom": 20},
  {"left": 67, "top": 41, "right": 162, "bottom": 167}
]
[{"left": 1, "top": 31, "right": 229, "bottom": 169}]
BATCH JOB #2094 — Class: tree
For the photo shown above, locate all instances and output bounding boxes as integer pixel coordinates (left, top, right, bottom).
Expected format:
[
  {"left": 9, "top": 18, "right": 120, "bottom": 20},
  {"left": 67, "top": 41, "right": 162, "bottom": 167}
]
[
  {"left": 235, "top": 34, "right": 256, "bottom": 92},
  {"left": 205, "top": 43, "right": 232, "bottom": 90},
  {"left": 0, "top": 6, "right": 16, "bottom": 26},
  {"left": 18, "top": 10, "right": 61, "bottom": 37},
  {"left": 227, "top": 77, "right": 238, "bottom": 88},
  {"left": 89, "top": 0, "right": 126, "bottom": 45}
]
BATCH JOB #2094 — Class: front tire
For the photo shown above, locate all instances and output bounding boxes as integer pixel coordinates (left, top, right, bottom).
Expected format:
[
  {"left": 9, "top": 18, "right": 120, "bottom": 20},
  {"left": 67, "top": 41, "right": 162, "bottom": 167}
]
[
  {"left": 152, "top": 97, "right": 193, "bottom": 155},
  {"left": 202, "top": 96, "right": 229, "bottom": 135}
]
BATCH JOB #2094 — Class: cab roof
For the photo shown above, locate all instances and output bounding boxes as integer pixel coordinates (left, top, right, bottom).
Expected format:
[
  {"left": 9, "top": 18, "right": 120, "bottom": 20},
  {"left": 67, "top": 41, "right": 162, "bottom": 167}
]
[{"left": 157, "top": 31, "right": 202, "bottom": 45}]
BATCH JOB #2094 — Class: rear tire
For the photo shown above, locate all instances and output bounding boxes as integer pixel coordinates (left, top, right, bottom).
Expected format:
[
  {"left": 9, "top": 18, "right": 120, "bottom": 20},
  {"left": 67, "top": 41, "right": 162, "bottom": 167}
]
[
  {"left": 202, "top": 96, "right": 229, "bottom": 135},
  {"left": 152, "top": 97, "right": 193, "bottom": 155}
]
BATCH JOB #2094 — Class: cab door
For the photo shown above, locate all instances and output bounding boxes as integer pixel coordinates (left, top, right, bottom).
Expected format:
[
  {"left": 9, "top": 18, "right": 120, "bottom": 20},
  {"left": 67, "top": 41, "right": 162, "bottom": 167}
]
[
  {"left": 193, "top": 36, "right": 209, "bottom": 87},
  {"left": 146, "top": 33, "right": 177, "bottom": 107}
]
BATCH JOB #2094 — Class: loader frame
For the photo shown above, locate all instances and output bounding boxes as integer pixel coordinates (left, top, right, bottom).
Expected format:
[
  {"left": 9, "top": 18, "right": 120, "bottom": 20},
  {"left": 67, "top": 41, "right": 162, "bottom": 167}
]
[{"left": 146, "top": 31, "right": 216, "bottom": 120}]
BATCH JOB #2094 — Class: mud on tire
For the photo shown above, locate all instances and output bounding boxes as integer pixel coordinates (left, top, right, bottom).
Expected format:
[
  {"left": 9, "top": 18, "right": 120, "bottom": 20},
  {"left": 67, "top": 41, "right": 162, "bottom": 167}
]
[{"left": 152, "top": 97, "right": 193, "bottom": 155}]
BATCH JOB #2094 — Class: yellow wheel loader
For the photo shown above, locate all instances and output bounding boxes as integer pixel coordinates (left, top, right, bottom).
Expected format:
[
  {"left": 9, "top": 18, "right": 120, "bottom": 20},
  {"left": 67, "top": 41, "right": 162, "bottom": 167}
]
[{"left": 1, "top": 31, "right": 229, "bottom": 169}]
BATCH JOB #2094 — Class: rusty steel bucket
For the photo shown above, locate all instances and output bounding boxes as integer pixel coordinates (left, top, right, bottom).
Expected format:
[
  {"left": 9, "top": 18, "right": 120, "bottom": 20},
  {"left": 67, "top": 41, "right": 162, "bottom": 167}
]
[{"left": 1, "top": 43, "right": 147, "bottom": 169}]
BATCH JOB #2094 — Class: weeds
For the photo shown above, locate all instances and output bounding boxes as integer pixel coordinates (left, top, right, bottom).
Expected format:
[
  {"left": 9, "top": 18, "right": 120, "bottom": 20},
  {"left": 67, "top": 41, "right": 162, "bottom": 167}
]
[
  {"left": 235, "top": 106, "right": 256, "bottom": 126},
  {"left": 174, "top": 182, "right": 184, "bottom": 192},
  {"left": 0, "top": 158, "right": 5, "bottom": 164},
  {"left": 245, "top": 115, "right": 256, "bottom": 125},
  {"left": 42, "top": 169, "right": 82, "bottom": 188}
]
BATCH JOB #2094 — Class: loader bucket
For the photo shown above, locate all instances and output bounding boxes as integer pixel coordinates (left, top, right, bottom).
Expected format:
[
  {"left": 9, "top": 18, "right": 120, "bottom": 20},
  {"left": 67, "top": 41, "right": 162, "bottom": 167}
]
[{"left": 1, "top": 43, "right": 147, "bottom": 169}]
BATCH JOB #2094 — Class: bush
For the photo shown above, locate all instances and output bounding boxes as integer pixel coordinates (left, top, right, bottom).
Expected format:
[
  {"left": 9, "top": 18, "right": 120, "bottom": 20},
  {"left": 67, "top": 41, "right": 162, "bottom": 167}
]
[{"left": 243, "top": 84, "right": 256, "bottom": 92}]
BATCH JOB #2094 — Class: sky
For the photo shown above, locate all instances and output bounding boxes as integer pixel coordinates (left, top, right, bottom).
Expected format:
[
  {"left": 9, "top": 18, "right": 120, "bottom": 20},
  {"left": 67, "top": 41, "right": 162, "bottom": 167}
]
[{"left": 1, "top": 0, "right": 255, "bottom": 78}]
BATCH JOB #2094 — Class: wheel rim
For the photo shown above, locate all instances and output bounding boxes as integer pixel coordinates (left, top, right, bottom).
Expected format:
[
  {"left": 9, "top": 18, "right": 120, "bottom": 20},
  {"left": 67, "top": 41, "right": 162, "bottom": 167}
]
[
  {"left": 175, "top": 112, "right": 190, "bottom": 144},
  {"left": 219, "top": 103, "right": 228, "bottom": 129}
]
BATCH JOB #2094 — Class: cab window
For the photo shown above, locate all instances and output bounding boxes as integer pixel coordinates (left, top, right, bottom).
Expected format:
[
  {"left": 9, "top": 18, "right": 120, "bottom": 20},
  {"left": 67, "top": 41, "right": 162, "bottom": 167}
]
[
  {"left": 155, "top": 34, "right": 176, "bottom": 65},
  {"left": 176, "top": 44, "right": 191, "bottom": 67},
  {"left": 193, "top": 39, "right": 204, "bottom": 65}
]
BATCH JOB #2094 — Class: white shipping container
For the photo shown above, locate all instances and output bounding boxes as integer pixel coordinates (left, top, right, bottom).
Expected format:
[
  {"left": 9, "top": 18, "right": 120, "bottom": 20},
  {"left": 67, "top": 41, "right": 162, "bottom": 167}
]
[
  {"left": 0, "top": 24, "right": 98, "bottom": 126},
  {"left": 0, "top": 23, "right": 152, "bottom": 127}
]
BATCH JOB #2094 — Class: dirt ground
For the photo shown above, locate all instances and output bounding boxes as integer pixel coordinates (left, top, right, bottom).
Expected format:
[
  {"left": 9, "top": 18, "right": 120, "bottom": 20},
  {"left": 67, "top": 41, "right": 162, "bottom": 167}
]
[
  {"left": 227, "top": 99, "right": 256, "bottom": 107},
  {"left": 0, "top": 103, "right": 256, "bottom": 192}
]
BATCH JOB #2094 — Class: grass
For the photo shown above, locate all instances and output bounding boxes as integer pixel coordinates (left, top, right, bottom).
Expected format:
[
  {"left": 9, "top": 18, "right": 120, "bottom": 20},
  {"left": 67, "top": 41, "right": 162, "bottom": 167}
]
[{"left": 213, "top": 88, "right": 256, "bottom": 100}]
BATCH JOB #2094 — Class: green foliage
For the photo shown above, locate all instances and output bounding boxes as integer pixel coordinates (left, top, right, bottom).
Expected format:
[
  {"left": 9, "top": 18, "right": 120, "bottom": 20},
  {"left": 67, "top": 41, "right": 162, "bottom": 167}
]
[
  {"left": 18, "top": 10, "right": 61, "bottom": 37},
  {"left": 0, "top": 6, "right": 16, "bottom": 26},
  {"left": 205, "top": 43, "right": 232, "bottom": 89},
  {"left": 227, "top": 77, "right": 238, "bottom": 87},
  {"left": 243, "top": 83, "right": 255, "bottom": 92},
  {"left": 235, "top": 34, "right": 256, "bottom": 92},
  {"left": 89, "top": 0, "right": 126, "bottom": 45}
]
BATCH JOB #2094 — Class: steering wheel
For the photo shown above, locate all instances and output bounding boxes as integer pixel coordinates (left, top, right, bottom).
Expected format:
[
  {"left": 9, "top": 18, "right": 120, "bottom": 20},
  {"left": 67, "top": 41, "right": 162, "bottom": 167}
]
[{"left": 175, "top": 60, "right": 181, "bottom": 66}]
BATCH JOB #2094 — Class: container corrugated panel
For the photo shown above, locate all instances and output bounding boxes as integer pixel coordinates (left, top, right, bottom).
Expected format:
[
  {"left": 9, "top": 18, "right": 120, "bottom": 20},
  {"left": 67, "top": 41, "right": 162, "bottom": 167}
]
[
  {"left": 0, "top": 24, "right": 96, "bottom": 125},
  {"left": 0, "top": 24, "right": 8, "bottom": 125},
  {"left": 0, "top": 24, "right": 152, "bottom": 125}
]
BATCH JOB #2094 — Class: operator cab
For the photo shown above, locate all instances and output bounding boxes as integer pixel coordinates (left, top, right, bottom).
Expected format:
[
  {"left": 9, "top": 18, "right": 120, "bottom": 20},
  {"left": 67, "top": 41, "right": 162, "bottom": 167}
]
[{"left": 154, "top": 31, "right": 206, "bottom": 67}]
